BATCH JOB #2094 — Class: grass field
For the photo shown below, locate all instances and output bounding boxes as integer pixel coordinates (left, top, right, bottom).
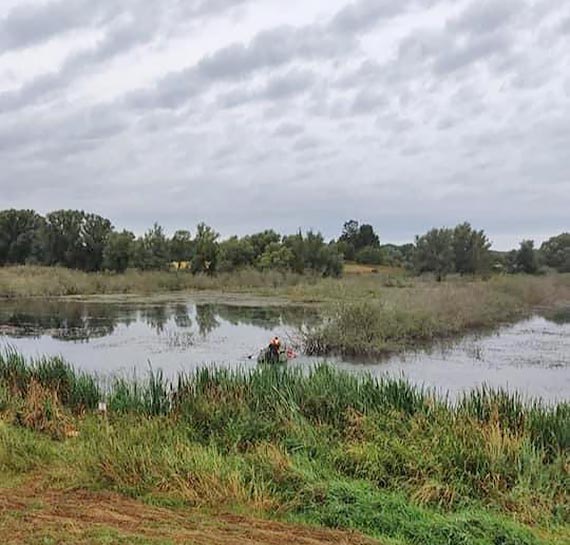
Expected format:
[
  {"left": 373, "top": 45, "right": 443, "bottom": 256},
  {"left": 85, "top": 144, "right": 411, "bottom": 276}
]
[{"left": 1, "top": 352, "right": 568, "bottom": 545}]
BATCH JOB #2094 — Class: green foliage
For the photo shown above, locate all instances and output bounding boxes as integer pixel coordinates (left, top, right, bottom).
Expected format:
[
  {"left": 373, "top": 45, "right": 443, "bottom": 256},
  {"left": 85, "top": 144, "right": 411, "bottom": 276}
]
[
  {"left": 1, "top": 354, "right": 568, "bottom": 544},
  {"left": 338, "top": 220, "right": 381, "bottom": 260},
  {"left": 541, "top": 233, "right": 570, "bottom": 273},
  {"left": 355, "top": 246, "right": 384, "bottom": 265},
  {"left": 452, "top": 222, "right": 491, "bottom": 275},
  {"left": 298, "top": 481, "right": 542, "bottom": 545},
  {"left": 413, "top": 227, "right": 454, "bottom": 281},
  {"left": 133, "top": 223, "right": 170, "bottom": 271},
  {"left": 103, "top": 230, "right": 135, "bottom": 273},
  {"left": 191, "top": 223, "right": 220, "bottom": 274},
  {"left": 218, "top": 236, "right": 255, "bottom": 272},
  {"left": 0, "top": 350, "right": 100, "bottom": 413},
  {"left": 248, "top": 230, "right": 281, "bottom": 259},
  {"left": 258, "top": 242, "right": 295, "bottom": 271},
  {"left": 169, "top": 230, "right": 194, "bottom": 263},
  {"left": 515, "top": 240, "right": 539, "bottom": 274},
  {"left": 0, "top": 209, "right": 44, "bottom": 265},
  {"left": 40, "top": 210, "right": 113, "bottom": 271}
]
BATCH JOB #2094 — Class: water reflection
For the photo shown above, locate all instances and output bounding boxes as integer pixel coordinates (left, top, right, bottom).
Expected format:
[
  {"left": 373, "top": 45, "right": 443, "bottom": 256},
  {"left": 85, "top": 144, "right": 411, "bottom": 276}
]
[
  {"left": 1, "top": 299, "right": 568, "bottom": 401},
  {"left": 0, "top": 298, "right": 318, "bottom": 342}
]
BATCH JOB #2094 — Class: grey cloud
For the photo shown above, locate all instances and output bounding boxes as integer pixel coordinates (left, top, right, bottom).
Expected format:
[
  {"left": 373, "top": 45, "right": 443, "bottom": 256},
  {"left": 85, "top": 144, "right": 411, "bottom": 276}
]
[
  {"left": 197, "top": 25, "right": 353, "bottom": 81},
  {"left": 274, "top": 123, "right": 304, "bottom": 138},
  {"left": 217, "top": 86, "right": 255, "bottom": 109},
  {"left": 330, "top": 0, "right": 409, "bottom": 34},
  {"left": 0, "top": 0, "right": 118, "bottom": 52},
  {"left": 447, "top": 0, "right": 520, "bottom": 36},
  {"left": 2, "top": 0, "right": 569, "bottom": 248},
  {"left": 216, "top": 68, "right": 315, "bottom": 109},
  {"left": 292, "top": 136, "right": 320, "bottom": 152},
  {"left": 0, "top": 8, "right": 160, "bottom": 114},
  {"left": 351, "top": 89, "right": 387, "bottom": 115},
  {"left": 434, "top": 31, "right": 512, "bottom": 74},
  {"left": 261, "top": 68, "right": 315, "bottom": 100},
  {"left": 560, "top": 16, "right": 570, "bottom": 35}
]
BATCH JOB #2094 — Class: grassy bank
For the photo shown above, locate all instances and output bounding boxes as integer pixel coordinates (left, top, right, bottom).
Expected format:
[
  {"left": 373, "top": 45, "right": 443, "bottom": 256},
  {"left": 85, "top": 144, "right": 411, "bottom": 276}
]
[
  {"left": 0, "top": 265, "right": 313, "bottom": 298},
  {"left": 1, "top": 352, "right": 568, "bottom": 544},
  {"left": 302, "top": 274, "right": 570, "bottom": 356}
]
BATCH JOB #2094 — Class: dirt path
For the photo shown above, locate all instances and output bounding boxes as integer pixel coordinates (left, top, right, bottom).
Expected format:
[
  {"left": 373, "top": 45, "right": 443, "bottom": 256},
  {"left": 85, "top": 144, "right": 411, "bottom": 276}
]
[{"left": 0, "top": 482, "right": 378, "bottom": 545}]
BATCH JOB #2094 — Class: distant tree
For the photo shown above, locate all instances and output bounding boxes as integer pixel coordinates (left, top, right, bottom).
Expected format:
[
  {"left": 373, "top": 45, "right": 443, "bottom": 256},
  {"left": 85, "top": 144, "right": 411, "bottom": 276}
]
[
  {"left": 540, "top": 233, "right": 570, "bottom": 273},
  {"left": 218, "top": 236, "right": 255, "bottom": 272},
  {"left": 258, "top": 242, "right": 295, "bottom": 271},
  {"left": 452, "top": 222, "right": 491, "bottom": 275},
  {"left": 0, "top": 209, "right": 44, "bottom": 265},
  {"left": 357, "top": 224, "right": 380, "bottom": 249},
  {"left": 338, "top": 220, "right": 360, "bottom": 260},
  {"left": 192, "top": 223, "right": 219, "bottom": 274},
  {"left": 248, "top": 230, "right": 281, "bottom": 260},
  {"left": 283, "top": 231, "right": 306, "bottom": 274},
  {"left": 103, "top": 230, "right": 135, "bottom": 273},
  {"left": 41, "top": 210, "right": 113, "bottom": 270},
  {"left": 81, "top": 213, "right": 113, "bottom": 271},
  {"left": 413, "top": 228, "right": 454, "bottom": 281},
  {"left": 338, "top": 220, "right": 380, "bottom": 260},
  {"left": 355, "top": 246, "right": 384, "bottom": 266},
  {"left": 133, "top": 223, "right": 169, "bottom": 270},
  {"left": 515, "top": 240, "right": 539, "bottom": 274},
  {"left": 170, "top": 230, "right": 194, "bottom": 264}
]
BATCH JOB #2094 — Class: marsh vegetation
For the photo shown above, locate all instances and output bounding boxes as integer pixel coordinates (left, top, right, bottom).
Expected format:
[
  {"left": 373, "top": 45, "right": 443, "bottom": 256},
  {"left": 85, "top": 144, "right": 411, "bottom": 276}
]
[{"left": 1, "top": 352, "right": 569, "bottom": 545}]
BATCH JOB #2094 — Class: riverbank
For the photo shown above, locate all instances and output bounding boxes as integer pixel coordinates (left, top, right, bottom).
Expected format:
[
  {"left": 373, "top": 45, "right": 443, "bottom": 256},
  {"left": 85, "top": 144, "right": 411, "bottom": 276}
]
[{"left": 1, "top": 353, "right": 568, "bottom": 545}]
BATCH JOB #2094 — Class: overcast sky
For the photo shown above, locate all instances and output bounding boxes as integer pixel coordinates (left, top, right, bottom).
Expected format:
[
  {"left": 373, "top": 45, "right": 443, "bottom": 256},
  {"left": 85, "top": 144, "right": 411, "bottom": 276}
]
[{"left": 0, "top": 0, "right": 569, "bottom": 249}]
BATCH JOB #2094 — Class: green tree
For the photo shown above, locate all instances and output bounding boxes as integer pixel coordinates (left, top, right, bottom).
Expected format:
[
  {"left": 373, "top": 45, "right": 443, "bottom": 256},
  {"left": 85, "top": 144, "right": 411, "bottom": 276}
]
[
  {"left": 170, "top": 230, "right": 194, "bottom": 264},
  {"left": 81, "top": 213, "right": 113, "bottom": 271},
  {"left": 41, "top": 210, "right": 86, "bottom": 269},
  {"left": 0, "top": 209, "right": 44, "bottom": 265},
  {"left": 103, "top": 230, "right": 135, "bottom": 273},
  {"left": 515, "top": 240, "right": 539, "bottom": 274},
  {"left": 355, "top": 246, "right": 384, "bottom": 266},
  {"left": 218, "top": 236, "right": 255, "bottom": 272},
  {"left": 133, "top": 223, "right": 170, "bottom": 270},
  {"left": 192, "top": 223, "right": 219, "bottom": 274},
  {"left": 540, "top": 233, "right": 570, "bottom": 273},
  {"left": 357, "top": 224, "right": 380, "bottom": 249},
  {"left": 258, "top": 242, "right": 295, "bottom": 271},
  {"left": 413, "top": 228, "right": 454, "bottom": 281},
  {"left": 338, "top": 220, "right": 380, "bottom": 260},
  {"left": 248, "top": 230, "right": 281, "bottom": 260},
  {"left": 452, "top": 222, "right": 491, "bottom": 275}
]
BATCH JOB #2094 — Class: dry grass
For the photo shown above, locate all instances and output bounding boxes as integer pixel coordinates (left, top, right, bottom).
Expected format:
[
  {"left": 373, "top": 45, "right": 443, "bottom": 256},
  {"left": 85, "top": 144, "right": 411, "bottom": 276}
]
[{"left": 0, "top": 479, "right": 378, "bottom": 545}]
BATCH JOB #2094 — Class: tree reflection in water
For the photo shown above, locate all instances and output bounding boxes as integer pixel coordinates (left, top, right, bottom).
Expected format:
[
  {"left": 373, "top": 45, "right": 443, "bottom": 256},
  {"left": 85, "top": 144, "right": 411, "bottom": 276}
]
[{"left": 0, "top": 299, "right": 318, "bottom": 342}]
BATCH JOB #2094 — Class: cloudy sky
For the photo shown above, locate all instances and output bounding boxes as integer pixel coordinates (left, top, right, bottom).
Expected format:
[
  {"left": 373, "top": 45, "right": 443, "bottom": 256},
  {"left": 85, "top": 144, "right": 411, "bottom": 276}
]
[{"left": 0, "top": 0, "right": 569, "bottom": 249}]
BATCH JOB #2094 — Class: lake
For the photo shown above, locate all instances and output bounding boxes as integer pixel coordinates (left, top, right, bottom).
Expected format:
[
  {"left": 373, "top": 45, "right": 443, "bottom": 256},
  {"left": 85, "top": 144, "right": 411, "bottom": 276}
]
[{"left": 1, "top": 296, "right": 569, "bottom": 401}]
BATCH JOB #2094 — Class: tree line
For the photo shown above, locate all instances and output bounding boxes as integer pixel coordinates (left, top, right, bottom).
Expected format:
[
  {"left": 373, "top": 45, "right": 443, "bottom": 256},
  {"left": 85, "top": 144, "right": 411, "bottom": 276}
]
[
  {"left": 0, "top": 209, "right": 568, "bottom": 279},
  {"left": 0, "top": 209, "right": 343, "bottom": 276}
]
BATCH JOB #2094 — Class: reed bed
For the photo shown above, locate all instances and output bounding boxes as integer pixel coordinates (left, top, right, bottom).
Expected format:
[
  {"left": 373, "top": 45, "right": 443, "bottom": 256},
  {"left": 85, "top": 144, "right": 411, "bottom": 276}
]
[
  {"left": 302, "top": 274, "right": 570, "bottom": 356},
  {"left": 1, "top": 352, "right": 568, "bottom": 545}
]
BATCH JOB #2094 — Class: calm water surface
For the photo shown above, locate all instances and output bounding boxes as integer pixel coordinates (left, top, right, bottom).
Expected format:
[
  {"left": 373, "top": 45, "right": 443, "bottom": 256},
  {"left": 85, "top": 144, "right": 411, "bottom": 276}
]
[{"left": 1, "top": 297, "right": 568, "bottom": 401}]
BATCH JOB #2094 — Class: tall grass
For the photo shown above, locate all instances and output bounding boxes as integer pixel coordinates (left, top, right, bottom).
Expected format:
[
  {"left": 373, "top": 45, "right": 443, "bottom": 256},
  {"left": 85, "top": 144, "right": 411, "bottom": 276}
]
[
  {"left": 0, "top": 265, "right": 309, "bottom": 298},
  {"left": 1, "top": 352, "right": 568, "bottom": 544},
  {"left": 302, "top": 274, "right": 570, "bottom": 356}
]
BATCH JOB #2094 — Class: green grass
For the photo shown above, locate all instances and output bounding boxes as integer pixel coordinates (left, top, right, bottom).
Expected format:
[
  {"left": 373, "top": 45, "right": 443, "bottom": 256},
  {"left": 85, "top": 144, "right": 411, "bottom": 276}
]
[
  {"left": 1, "top": 352, "right": 568, "bottom": 544},
  {"left": 302, "top": 274, "right": 570, "bottom": 356},
  {"left": 0, "top": 265, "right": 311, "bottom": 298}
]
